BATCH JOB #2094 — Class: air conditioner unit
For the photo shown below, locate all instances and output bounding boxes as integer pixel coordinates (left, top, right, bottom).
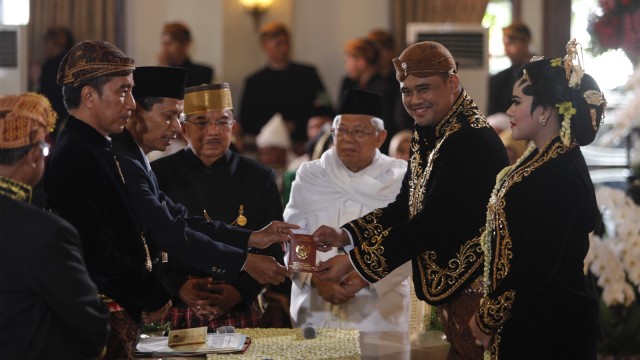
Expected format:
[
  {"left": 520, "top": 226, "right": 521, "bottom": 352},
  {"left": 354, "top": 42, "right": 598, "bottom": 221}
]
[
  {"left": 406, "top": 23, "right": 489, "bottom": 114},
  {"left": 0, "top": 25, "right": 28, "bottom": 94}
]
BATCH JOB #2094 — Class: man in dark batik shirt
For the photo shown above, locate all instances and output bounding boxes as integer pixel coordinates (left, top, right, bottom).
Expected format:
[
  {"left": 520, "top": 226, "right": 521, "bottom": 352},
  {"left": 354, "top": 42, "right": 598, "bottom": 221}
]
[
  {"left": 152, "top": 82, "right": 285, "bottom": 329},
  {"left": 312, "top": 41, "right": 509, "bottom": 359}
]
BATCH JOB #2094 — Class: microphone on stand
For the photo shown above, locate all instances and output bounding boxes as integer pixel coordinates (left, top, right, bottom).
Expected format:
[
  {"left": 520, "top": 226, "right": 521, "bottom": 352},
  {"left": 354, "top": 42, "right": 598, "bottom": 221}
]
[{"left": 302, "top": 323, "right": 318, "bottom": 339}]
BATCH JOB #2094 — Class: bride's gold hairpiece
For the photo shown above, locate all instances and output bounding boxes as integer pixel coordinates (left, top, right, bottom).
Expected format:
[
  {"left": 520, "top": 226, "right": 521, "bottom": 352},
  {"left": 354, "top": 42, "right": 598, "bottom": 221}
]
[{"left": 564, "top": 39, "right": 584, "bottom": 88}]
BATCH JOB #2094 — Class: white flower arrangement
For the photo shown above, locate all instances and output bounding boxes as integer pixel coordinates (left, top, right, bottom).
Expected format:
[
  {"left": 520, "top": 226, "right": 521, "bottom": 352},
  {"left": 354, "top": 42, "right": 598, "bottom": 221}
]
[{"left": 585, "top": 186, "right": 640, "bottom": 306}]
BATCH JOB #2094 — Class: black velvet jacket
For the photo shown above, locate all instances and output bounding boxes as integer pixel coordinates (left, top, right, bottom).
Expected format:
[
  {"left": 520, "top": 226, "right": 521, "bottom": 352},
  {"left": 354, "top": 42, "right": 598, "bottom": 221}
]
[
  {"left": 344, "top": 91, "right": 509, "bottom": 305},
  {"left": 476, "top": 136, "right": 598, "bottom": 359},
  {"left": 44, "top": 117, "right": 170, "bottom": 321},
  {"left": 1, "top": 177, "right": 109, "bottom": 359}
]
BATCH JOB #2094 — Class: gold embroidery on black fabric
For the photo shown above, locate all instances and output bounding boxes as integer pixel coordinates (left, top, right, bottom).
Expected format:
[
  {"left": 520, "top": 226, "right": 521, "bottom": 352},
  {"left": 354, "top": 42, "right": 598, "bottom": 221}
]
[
  {"left": 0, "top": 175, "right": 32, "bottom": 202},
  {"left": 489, "top": 333, "right": 501, "bottom": 360},
  {"left": 416, "top": 235, "right": 484, "bottom": 301},
  {"left": 408, "top": 94, "right": 464, "bottom": 218},
  {"left": 350, "top": 209, "right": 392, "bottom": 280},
  {"left": 489, "top": 140, "right": 572, "bottom": 289},
  {"left": 478, "top": 290, "right": 516, "bottom": 331},
  {"left": 406, "top": 92, "right": 491, "bottom": 300}
]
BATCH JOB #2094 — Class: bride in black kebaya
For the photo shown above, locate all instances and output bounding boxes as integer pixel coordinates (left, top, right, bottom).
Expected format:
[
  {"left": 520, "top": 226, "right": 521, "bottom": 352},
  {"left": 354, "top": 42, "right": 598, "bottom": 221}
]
[{"left": 469, "top": 40, "right": 607, "bottom": 360}]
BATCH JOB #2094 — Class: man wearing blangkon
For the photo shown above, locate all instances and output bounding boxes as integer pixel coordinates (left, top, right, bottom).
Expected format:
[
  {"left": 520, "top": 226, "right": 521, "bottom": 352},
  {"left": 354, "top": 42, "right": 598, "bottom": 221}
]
[
  {"left": 45, "top": 44, "right": 294, "bottom": 359},
  {"left": 313, "top": 41, "right": 509, "bottom": 359}
]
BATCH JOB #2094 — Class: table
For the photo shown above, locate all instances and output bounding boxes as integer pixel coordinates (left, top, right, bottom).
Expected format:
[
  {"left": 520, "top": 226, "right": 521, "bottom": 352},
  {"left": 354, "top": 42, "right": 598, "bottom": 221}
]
[{"left": 135, "top": 330, "right": 449, "bottom": 360}]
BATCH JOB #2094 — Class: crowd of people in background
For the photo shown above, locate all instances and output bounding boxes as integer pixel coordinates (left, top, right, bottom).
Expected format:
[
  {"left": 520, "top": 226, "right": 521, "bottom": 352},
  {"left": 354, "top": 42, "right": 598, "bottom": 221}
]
[{"left": 1, "top": 18, "right": 607, "bottom": 360}]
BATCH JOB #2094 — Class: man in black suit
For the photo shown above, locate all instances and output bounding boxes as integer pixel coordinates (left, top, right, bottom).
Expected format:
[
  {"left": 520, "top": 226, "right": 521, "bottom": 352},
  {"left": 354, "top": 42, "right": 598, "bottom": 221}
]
[
  {"left": 159, "top": 22, "right": 214, "bottom": 87},
  {"left": 110, "top": 66, "right": 294, "bottom": 288},
  {"left": 1, "top": 93, "right": 109, "bottom": 359},
  {"left": 45, "top": 40, "right": 173, "bottom": 359}
]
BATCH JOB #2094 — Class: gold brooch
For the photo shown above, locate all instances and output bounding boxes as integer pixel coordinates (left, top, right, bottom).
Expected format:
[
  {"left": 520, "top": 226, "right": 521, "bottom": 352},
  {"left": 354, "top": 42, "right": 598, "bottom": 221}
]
[
  {"left": 236, "top": 205, "right": 247, "bottom": 227},
  {"left": 401, "top": 62, "right": 407, "bottom": 76}
]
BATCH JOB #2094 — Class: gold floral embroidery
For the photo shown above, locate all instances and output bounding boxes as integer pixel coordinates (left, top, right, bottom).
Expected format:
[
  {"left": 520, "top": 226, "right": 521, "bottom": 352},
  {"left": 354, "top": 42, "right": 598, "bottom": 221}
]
[
  {"left": 478, "top": 290, "right": 516, "bottom": 331},
  {"left": 350, "top": 209, "right": 392, "bottom": 280},
  {"left": 407, "top": 91, "right": 490, "bottom": 299},
  {"left": 417, "top": 235, "right": 484, "bottom": 301},
  {"left": 482, "top": 139, "right": 574, "bottom": 295},
  {"left": 409, "top": 92, "right": 471, "bottom": 218}
]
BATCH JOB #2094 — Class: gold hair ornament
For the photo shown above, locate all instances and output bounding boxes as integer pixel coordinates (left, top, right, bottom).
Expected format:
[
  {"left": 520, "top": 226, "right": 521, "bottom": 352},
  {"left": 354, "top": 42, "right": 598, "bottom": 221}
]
[
  {"left": 583, "top": 90, "right": 607, "bottom": 130},
  {"left": 564, "top": 39, "right": 584, "bottom": 89},
  {"left": 521, "top": 69, "right": 531, "bottom": 84}
]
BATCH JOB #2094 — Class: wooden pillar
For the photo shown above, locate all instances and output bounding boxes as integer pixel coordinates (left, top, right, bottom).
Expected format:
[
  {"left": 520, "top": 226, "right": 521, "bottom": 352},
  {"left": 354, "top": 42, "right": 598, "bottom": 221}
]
[{"left": 543, "top": 0, "right": 572, "bottom": 58}]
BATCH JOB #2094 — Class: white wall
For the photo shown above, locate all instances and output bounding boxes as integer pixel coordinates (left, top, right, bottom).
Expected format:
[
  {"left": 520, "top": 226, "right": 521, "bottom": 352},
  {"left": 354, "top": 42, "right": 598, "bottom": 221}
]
[
  {"left": 124, "top": 0, "right": 389, "bottom": 106},
  {"left": 124, "top": 0, "right": 223, "bottom": 76},
  {"left": 292, "top": 0, "right": 390, "bottom": 104},
  {"left": 522, "top": 0, "right": 543, "bottom": 55}
]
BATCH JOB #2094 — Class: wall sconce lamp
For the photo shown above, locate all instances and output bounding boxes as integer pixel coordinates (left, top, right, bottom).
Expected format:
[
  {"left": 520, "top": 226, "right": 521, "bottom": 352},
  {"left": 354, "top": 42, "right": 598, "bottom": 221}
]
[{"left": 240, "top": 0, "right": 274, "bottom": 31}]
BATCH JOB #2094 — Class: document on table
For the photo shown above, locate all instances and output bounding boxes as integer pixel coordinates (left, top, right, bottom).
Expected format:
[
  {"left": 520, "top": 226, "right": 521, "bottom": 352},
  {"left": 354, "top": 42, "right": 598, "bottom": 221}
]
[{"left": 136, "top": 333, "right": 247, "bottom": 354}]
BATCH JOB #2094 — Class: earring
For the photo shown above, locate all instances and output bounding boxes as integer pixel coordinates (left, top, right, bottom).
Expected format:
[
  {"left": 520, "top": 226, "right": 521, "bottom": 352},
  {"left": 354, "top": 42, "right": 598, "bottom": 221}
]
[{"left": 539, "top": 115, "right": 547, "bottom": 126}]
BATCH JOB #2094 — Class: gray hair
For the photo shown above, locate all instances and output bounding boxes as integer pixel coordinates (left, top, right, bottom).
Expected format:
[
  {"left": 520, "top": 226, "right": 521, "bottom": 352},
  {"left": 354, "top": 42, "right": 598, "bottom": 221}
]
[{"left": 332, "top": 115, "right": 385, "bottom": 131}]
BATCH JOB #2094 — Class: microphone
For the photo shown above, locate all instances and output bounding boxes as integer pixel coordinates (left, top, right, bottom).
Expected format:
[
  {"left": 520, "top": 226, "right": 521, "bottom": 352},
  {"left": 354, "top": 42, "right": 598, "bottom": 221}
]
[
  {"left": 216, "top": 325, "right": 235, "bottom": 334},
  {"left": 302, "top": 323, "right": 317, "bottom": 339}
]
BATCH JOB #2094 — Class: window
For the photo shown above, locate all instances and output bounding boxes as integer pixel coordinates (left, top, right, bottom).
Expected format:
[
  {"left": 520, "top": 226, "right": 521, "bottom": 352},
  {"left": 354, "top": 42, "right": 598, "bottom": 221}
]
[
  {"left": 571, "top": 0, "right": 633, "bottom": 91},
  {"left": 483, "top": 0, "right": 513, "bottom": 75},
  {"left": 0, "top": 0, "right": 29, "bottom": 25}
]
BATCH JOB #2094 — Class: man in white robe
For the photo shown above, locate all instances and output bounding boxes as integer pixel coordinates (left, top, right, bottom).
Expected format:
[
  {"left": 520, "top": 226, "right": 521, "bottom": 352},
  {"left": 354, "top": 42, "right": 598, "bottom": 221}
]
[{"left": 284, "top": 89, "right": 411, "bottom": 331}]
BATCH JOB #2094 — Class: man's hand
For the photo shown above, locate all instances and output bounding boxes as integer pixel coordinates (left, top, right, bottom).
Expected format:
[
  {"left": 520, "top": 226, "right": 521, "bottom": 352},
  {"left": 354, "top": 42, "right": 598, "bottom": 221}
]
[
  {"left": 468, "top": 314, "right": 493, "bottom": 349},
  {"left": 311, "top": 274, "right": 355, "bottom": 305},
  {"left": 178, "top": 278, "right": 218, "bottom": 318},
  {"left": 243, "top": 253, "right": 291, "bottom": 285},
  {"left": 207, "top": 283, "right": 243, "bottom": 315},
  {"left": 339, "top": 271, "right": 368, "bottom": 294},
  {"left": 312, "top": 225, "right": 350, "bottom": 251},
  {"left": 248, "top": 221, "right": 300, "bottom": 249},
  {"left": 314, "top": 254, "right": 354, "bottom": 283},
  {"left": 141, "top": 300, "right": 172, "bottom": 324}
]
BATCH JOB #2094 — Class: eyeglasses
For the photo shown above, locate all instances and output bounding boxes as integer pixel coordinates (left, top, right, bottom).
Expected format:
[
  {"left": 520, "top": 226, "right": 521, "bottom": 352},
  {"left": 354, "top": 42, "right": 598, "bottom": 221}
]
[
  {"left": 39, "top": 141, "right": 50, "bottom": 157},
  {"left": 331, "top": 127, "right": 377, "bottom": 139},
  {"left": 185, "top": 119, "right": 234, "bottom": 130}
]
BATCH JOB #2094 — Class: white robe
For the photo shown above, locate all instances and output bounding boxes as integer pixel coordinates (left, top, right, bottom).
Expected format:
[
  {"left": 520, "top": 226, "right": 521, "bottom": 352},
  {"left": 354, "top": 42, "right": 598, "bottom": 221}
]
[{"left": 283, "top": 148, "right": 411, "bottom": 331}]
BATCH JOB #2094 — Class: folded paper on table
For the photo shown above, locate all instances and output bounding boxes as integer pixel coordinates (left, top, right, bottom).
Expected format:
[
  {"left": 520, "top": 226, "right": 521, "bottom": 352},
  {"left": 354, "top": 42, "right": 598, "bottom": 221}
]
[{"left": 136, "top": 333, "right": 248, "bottom": 356}]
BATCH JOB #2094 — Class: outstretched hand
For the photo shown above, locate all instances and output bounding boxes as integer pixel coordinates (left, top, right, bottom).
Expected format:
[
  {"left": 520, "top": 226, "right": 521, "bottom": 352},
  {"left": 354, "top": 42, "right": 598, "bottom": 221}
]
[
  {"left": 339, "top": 270, "right": 368, "bottom": 294},
  {"left": 311, "top": 274, "right": 355, "bottom": 305},
  {"left": 243, "top": 253, "right": 291, "bottom": 285},
  {"left": 312, "top": 225, "right": 350, "bottom": 252},
  {"left": 313, "top": 254, "right": 354, "bottom": 283},
  {"left": 248, "top": 221, "right": 300, "bottom": 249}
]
